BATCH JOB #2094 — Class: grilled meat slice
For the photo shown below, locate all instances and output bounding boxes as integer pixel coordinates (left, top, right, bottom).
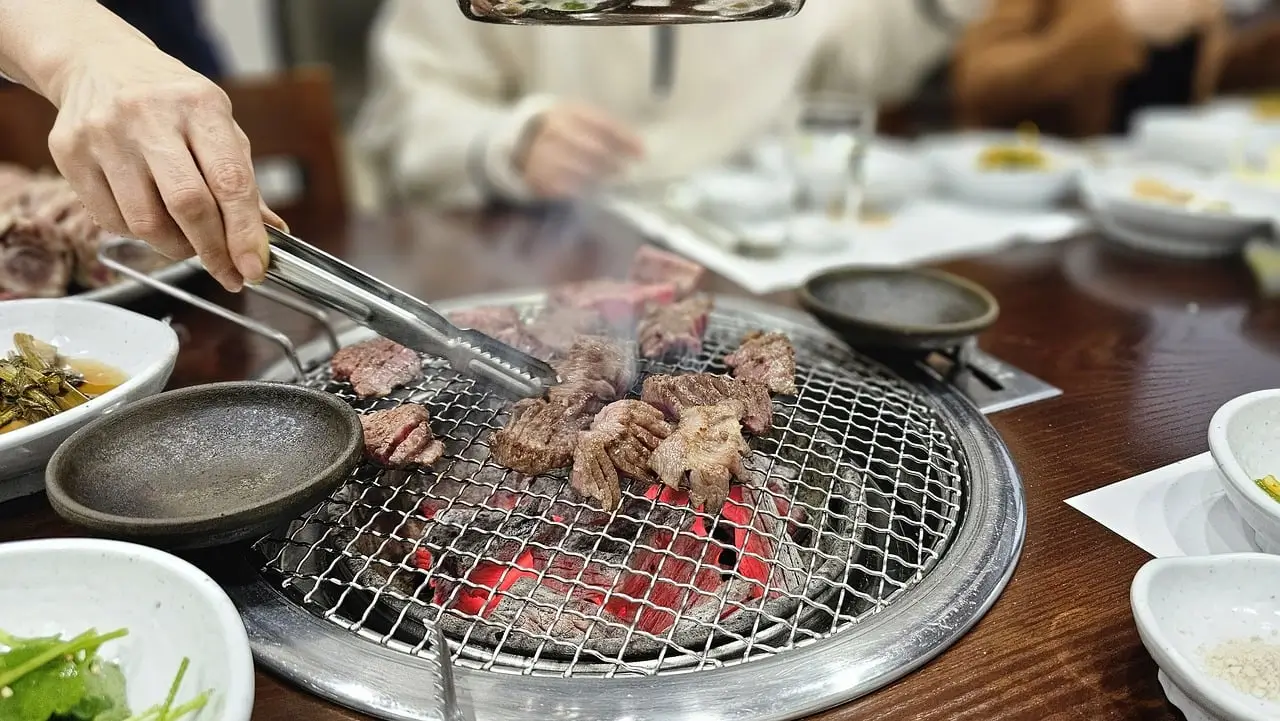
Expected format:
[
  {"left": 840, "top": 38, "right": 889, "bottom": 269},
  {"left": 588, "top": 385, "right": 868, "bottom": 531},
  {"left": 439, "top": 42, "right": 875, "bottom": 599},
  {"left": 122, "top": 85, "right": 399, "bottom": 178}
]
[
  {"left": 637, "top": 295, "right": 712, "bottom": 360},
  {"left": 553, "top": 336, "right": 637, "bottom": 400},
  {"left": 649, "top": 401, "right": 749, "bottom": 512},
  {"left": 448, "top": 306, "right": 548, "bottom": 357},
  {"left": 360, "top": 404, "right": 445, "bottom": 469},
  {"left": 640, "top": 373, "right": 773, "bottom": 434},
  {"left": 571, "top": 400, "right": 674, "bottom": 510},
  {"left": 490, "top": 388, "right": 602, "bottom": 476},
  {"left": 724, "top": 330, "right": 797, "bottom": 395},
  {"left": 547, "top": 279, "right": 677, "bottom": 326},
  {"left": 0, "top": 214, "right": 73, "bottom": 299},
  {"left": 628, "top": 245, "right": 705, "bottom": 299},
  {"left": 524, "top": 305, "right": 605, "bottom": 358},
  {"left": 19, "top": 176, "right": 120, "bottom": 289},
  {"left": 330, "top": 337, "right": 423, "bottom": 398}
]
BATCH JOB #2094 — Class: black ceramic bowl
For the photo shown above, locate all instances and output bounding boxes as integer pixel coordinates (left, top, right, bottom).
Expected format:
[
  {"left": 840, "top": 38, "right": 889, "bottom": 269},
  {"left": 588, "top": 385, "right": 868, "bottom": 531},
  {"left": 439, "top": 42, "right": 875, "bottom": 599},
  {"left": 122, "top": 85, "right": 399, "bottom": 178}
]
[
  {"left": 46, "top": 381, "right": 363, "bottom": 550},
  {"left": 798, "top": 267, "right": 1000, "bottom": 351}
]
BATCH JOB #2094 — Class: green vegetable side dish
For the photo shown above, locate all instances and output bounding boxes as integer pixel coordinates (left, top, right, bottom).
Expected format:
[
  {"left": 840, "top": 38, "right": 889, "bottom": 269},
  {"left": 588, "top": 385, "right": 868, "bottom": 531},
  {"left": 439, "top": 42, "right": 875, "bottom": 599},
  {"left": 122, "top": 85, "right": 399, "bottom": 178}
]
[
  {"left": 0, "top": 629, "right": 211, "bottom": 721},
  {"left": 1256, "top": 475, "right": 1280, "bottom": 503}
]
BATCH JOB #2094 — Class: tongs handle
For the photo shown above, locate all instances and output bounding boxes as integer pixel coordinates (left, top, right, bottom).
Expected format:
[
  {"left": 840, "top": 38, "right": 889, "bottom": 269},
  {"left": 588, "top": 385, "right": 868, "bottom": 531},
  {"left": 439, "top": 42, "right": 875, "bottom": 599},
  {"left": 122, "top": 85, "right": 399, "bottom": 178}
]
[{"left": 263, "top": 226, "right": 555, "bottom": 398}]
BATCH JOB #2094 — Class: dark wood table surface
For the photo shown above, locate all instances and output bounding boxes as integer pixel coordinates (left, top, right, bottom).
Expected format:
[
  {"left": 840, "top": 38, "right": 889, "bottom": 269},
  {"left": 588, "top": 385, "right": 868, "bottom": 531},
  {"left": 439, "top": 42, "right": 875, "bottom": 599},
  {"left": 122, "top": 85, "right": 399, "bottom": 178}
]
[{"left": 6, "top": 205, "right": 1278, "bottom": 721}]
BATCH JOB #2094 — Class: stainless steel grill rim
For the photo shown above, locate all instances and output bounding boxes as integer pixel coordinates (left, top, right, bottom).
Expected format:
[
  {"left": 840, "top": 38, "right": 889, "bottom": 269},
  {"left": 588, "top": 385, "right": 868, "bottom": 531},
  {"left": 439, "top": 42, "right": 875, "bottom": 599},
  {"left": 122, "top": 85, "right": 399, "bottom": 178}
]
[{"left": 229, "top": 292, "right": 1025, "bottom": 721}]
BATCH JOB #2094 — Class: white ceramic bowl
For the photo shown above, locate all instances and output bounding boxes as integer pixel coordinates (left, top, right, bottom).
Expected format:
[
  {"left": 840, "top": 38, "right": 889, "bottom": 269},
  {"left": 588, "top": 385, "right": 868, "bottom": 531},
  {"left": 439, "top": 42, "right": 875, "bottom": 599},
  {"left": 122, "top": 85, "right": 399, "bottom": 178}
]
[
  {"left": 925, "top": 133, "right": 1083, "bottom": 208},
  {"left": 1132, "top": 107, "right": 1237, "bottom": 172},
  {"left": 1209, "top": 389, "right": 1280, "bottom": 554},
  {"left": 1132, "top": 554, "right": 1280, "bottom": 721},
  {"left": 0, "top": 299, "right": 179, "bottom": 487},
  {"left": 683, "top": 168, "right": 794, "bottom": 225},
  {"left": 0, "top": 538, "right": 254, "bottom": 720}
]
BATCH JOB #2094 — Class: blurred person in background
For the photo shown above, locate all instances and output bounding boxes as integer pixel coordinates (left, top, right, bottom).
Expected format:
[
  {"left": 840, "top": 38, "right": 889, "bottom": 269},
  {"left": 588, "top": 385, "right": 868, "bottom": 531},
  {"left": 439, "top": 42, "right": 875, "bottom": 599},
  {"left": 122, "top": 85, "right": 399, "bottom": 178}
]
[
  {"left": 951, "top": 0, "right": 1280, "bottom": 137},
  {"left": 356, "top": 0, "right": 991, "bottom": 209}
]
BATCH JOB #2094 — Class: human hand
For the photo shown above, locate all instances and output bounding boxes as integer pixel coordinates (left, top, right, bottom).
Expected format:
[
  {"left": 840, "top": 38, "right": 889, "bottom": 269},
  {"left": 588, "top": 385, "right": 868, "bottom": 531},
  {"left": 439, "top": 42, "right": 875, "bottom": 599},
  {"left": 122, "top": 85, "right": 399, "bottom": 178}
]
[
  {"left": 1117, "top": 0, "right": 1222, "bottom": 46},
  {"left": 45, "top": 42, "right": 283, "bottom": 292},
  {"left": 517, "top": 103, "right": 644, "bottom": 199}
]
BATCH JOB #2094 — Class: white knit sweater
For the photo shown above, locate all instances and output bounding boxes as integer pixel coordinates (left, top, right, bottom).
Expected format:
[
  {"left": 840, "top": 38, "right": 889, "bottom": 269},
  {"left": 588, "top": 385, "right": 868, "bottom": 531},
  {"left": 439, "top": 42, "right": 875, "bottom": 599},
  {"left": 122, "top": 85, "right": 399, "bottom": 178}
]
[{"left": 355, "top": 0, "right": 989, "bottom": 208}]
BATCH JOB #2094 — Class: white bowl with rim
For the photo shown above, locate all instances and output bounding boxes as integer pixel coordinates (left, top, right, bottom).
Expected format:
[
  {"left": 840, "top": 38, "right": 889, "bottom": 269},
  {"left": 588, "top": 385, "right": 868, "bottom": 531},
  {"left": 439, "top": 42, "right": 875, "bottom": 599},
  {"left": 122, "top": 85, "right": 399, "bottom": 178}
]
[
  {"left": 1209, "top": 389, "right": 1280, "bottom": 554},
  {"left": 925, "top": 132, "right": 1084, "bottom": 208},
  {"left": 1132, "top": 553, "right": 1280, "bottom": 721},
  {"left": 0, "top": 537, "right": 255, "bottom": 720},
  {"left": 0, "top": 299, "right": 179, "bottom": 498}
]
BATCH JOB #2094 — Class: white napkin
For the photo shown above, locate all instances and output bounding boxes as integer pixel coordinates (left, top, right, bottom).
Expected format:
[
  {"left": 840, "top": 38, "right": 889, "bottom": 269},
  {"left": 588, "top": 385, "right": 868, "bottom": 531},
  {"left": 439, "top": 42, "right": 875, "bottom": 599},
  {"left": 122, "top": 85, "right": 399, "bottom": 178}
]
[
  {"left": 606, "top": 196, "right": 1090, "bottom": 295},
  {"left": 1066, "top": 453, "right": 1261, "bottom": 559}
]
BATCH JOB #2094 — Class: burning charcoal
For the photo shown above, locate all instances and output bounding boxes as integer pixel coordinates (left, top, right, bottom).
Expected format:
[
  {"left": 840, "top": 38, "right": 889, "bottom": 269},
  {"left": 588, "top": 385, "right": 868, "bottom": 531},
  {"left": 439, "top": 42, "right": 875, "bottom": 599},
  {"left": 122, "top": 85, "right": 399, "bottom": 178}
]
[
  {"left": 641, "top": 373, "right": 774, "bottom": 435},
  {"left": 489, "top": 389, "right": 601, "bottom": 475},
  {"left": 547, "top": 279, "right": 677, "bottom": 326},
  {"left": 570, "top": 400, "right": 674, "bottom": 511},
  {"left": 331, "top": 337, "right": 423, "bottom": 398},
  {"left": 636, "top": 295, "right": 713, "bottom": 360},
  {"left": 524, "top": 305, "right": 604, "bottom": 358},
  {"left": 449, "top": 306, "right": 548, "bottom": 357},
  {"left": 724, "top": 330, "right": 797, "bottom": 395},
  {"left": 628, "top": 246, "right": 705, "bottom": 299},
  {"left": 553, "top": 336, "right": 637, "bottom": 400},
  {"left": 606, "top": 528, "right": 724, "bottom": 636},
  {"left": 649, "top": 402, "right": 750, "bottom": 512},
  {"left": 0, "top": 214, "right": 73, "bottom": 299},
  {"left": 360, "top": 404, "right": 445, "bottom": 469}
]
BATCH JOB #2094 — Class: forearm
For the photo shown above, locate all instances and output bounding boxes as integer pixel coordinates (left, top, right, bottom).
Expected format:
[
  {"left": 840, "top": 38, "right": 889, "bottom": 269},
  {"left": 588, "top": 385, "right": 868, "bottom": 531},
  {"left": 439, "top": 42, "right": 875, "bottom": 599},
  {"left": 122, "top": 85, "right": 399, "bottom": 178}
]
[{"left": 0, "top": 0, "right": 154, "bottom": 104}]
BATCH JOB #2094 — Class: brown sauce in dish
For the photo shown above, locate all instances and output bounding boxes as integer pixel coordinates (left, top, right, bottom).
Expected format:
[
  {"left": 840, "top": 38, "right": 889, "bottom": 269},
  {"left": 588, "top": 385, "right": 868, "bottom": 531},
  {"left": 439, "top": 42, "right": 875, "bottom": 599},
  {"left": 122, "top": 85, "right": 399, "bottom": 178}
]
[{"left": 0, "top": 358, "right": 127, "bottom": 434}]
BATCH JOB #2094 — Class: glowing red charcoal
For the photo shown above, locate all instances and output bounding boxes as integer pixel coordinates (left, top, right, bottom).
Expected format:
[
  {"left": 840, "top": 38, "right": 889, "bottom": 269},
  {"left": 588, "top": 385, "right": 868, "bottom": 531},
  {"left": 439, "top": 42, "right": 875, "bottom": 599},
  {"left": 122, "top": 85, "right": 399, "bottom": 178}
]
[
  {"left": 452, "top": 549, "right": 540, "bottom": 617},
  {"left": 720, "top": 487, "right": 773, "bottom": 602}
]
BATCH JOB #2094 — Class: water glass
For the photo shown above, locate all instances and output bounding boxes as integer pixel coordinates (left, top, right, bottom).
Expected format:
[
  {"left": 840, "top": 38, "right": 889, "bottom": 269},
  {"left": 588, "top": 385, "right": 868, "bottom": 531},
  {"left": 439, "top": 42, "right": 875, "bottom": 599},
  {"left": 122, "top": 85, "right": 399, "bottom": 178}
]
[{"left": 790, "top": 92, "right": 877, "bottom": 222}]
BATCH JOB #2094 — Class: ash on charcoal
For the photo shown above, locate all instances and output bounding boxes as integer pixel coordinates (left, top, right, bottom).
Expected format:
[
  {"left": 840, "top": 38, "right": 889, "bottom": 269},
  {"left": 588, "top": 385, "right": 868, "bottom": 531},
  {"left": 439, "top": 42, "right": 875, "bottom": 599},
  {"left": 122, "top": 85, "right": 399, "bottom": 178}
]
[
  {"left": 641, "top": 373, "right": 774, "bottom": 435},
  {"left": 725, "top": 330, "right": 797, "bottom": 396},
  {"left": 571, "top": 400, "right": 673, "bottom": 511},
  {"left": 637, "top": 295, "right": 713, "bottom": 360},
  {"left": 331, "top": 337, "right": 423, "bottom": 398},
  {"left": 628, "top": 246, "right": 705, "bottom": 300}
]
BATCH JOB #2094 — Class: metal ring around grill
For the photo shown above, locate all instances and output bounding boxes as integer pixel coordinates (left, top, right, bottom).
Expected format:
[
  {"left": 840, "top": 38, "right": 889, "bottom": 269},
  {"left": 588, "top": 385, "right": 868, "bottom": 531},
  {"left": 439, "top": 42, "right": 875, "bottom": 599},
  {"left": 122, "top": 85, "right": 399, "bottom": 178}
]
[{"left": 225, "top": 291, "right": 1025, "bottom": 721}]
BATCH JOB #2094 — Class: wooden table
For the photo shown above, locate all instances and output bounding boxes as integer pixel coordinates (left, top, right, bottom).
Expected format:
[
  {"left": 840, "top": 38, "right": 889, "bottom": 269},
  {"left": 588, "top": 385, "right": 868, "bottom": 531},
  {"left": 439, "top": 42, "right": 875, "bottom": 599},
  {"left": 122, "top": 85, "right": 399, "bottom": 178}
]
[{"left": 5, "top": 206, "right": 1277, "bottom": 721}]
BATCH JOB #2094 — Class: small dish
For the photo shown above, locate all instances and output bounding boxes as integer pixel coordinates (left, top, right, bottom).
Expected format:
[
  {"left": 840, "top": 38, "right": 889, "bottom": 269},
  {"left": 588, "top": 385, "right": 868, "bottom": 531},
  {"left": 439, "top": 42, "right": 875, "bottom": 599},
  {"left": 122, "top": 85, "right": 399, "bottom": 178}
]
[
  {"left": 925, "top": 132, "right": 1083, "bottom": 208},
  {"left": 1208, "top": 389, "right": 1280, "bottom": 554},
  {"left": 0, "top": 299, "right": 179, "bottom": 493},
  {"left": 798, "top": 266, "right": 999, "bottom": 350},
  {"left": 1131, "top": 107, "right": 1235, "bottom": 172},
  {"left": 1087, "top": 163, "right": 1271, "bottom": 239},
  {"left": 678, "top": 168, "right": 794, "bottom": 225},
  {"left": 0, "top": 537, "right": 255, "bottom": 721},
  {"left": 46, "top": 381, "right": 364, "bottom": 549},
  {"left": 1132, "top": 554, "right": 1280, "bottom": 721}
]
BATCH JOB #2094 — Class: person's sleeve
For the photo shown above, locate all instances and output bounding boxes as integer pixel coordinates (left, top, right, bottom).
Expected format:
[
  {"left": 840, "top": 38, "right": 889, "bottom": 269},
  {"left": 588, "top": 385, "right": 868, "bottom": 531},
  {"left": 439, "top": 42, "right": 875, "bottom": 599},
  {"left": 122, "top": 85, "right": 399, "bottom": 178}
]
[
  {"left": 353, "top": 0, "right": 551, "bottom": 208},
  {"left": 951, "top": 0, "right": 1146, "bottom": 128},
  {"left": 810, "top": 0, "right": 992, "bottom": 104}
]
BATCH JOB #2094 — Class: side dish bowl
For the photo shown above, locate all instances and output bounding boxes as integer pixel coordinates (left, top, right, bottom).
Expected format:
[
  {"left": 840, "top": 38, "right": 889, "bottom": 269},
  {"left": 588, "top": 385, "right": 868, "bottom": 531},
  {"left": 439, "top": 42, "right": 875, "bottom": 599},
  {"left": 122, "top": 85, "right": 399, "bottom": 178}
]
[
  {"left": 1132, "top": 554, "right": 1280, "bottom": 721},
  {"left": 925, "top": 132, "right": 1084, "bottom": 208},
  {"left": 0, "top": 537, "right": 254, "bottom": 721},
  {"left": 1208, "top": 389, "right": 1280, "bottom": 554},
  {"left": 0, "top": 299, "right": 179, "bottom": 488}
]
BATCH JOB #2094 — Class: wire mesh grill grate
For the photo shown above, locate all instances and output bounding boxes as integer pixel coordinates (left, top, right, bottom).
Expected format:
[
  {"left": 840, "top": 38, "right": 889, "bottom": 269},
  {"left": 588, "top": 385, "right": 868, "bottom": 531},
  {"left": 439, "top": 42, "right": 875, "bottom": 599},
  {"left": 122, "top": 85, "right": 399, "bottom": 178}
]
[{"left": 251, "top": 301, "right": 966, "bottom": 678}]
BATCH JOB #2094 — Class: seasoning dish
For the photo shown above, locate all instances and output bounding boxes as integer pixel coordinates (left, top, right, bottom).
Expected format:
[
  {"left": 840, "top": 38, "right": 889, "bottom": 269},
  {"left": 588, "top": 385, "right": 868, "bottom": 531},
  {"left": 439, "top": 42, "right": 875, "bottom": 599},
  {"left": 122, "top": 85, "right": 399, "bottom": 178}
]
[
  {"left": 797, "top": 266, "right": 999, "bottom": 350},
  {"left": 0, "top": 537, "right": 254, "bottom": 721},
  {"left": 46, "top": 381, "right": 363, "bottom": 549},
  {"left": 1208, "top": 389, "right": 1280, "bottom": 554},
  {"left": 0, "top": 299, "right": 179, "bottom": 499},
  {"left": 1132, "top": 554, "right": 1280, "bottom": 721}
]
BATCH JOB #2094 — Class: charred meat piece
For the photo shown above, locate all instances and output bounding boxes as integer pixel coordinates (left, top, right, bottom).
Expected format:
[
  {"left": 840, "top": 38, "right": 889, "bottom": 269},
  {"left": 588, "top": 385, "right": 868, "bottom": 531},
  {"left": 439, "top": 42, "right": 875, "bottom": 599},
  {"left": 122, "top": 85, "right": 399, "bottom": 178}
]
[
  {"left": 524, "top": 305, "right": 604, "bottom": 358},
  {"left": 553, "top": 336, "right": 636, "bottom": 400},
  {"left": 637, "top": 295, "right": 712, "bottom": 359},
  {"left": 547, "top": 280, "right": 677, "bottom": 326},
  {"left": 724, "top": 330, "right": 797, "bottom": 395},
  {"left": 628, "top": 245, "right": 705, "bottom": 299},
  {"left": 641, "top": 373, "right": 773, "bottom": 434},
  {"left": 649, "top": 401, "right": 749, "bottom": 511},
  {"left": 490, "top": 388, "right": 602, "bottom": 475},
  {"left": 360, "top": 404, "right": 446, "bottom": 468},
  {"left": 330, "top": 337, "right": 423, "bottom": 398},
  {"left": 448, "top": 306, "right": 548, "bottom": 357},
  {"left": 571, "top": 400, "right": 674, "bottom": 510},
  {"left": 0, "top": 215, "right": 73, "bottom": 299}
]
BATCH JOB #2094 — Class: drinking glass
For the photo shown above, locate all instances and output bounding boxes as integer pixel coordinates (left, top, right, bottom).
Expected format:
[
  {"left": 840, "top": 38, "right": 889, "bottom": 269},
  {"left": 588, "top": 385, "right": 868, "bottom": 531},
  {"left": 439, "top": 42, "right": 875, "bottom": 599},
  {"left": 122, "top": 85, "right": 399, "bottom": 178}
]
[{"left": 789, "top": 91, "right": 877, "bottom": 223}]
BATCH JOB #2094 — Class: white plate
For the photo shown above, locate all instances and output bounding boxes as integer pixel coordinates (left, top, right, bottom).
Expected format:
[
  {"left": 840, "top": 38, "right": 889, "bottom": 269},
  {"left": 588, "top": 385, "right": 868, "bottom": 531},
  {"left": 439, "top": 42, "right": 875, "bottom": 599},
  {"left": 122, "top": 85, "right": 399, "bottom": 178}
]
[
  {"left": 924, "top": 132, "right": 1083, "bottom": 208},
  {"left": 1209, "top": 389, "right": 1280, "bottom": 554},
  {"left": 1085, "top": 163, "right": 1271, "bottom": 242},
  {"left": 0, "top": 538, "right": 254, "bottom": 721},
  {"left": 1131, "top": 107, "right": 1237, "bottom": 172},
  {"left": 0, "top": 299, "right": 179, "bottom": 489},
  {"left": 1132, "top": 554, "right": 1280, "bottom": 721}
]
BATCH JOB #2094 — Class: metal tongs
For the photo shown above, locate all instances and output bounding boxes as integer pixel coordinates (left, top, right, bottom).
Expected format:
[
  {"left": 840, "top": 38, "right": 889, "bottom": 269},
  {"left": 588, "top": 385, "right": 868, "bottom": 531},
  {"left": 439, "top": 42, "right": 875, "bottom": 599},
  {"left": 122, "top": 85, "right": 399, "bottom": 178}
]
[{"left": 262, "top": 225, "right": 558, "bottom": 398}]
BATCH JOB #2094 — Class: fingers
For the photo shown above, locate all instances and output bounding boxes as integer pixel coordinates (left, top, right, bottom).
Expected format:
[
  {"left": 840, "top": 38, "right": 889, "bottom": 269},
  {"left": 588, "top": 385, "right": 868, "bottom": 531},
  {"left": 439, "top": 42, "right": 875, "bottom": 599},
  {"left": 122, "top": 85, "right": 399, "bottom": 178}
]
[
  {"left": 144, "top": 141, "right": 236, "bottom": 282},
  {"left": 98, "top": 150, "right": 198, "bottom": 265},
  {"left": 565, "top": 105, "right": 645, "bottom": 158},
  {"left": 260, "top": 198, "right": 288, "bottom": 233},
  {"left": 187, "top": 116, "right": 270, "bottom": 286}
]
